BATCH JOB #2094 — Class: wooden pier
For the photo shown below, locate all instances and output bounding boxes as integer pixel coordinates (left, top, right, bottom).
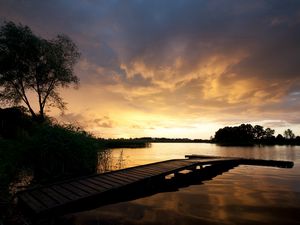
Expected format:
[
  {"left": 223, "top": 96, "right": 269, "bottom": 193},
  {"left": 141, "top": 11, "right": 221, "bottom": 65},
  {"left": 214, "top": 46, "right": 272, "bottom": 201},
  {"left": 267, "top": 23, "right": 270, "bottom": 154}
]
[{"left": 17, "top": 156, "right": 293, "bottom": 217}]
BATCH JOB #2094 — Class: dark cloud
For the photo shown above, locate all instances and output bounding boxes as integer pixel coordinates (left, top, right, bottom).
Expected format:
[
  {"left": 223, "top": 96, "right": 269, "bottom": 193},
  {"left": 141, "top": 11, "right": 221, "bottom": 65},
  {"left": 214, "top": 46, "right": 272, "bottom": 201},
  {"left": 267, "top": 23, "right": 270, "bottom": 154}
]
[
  {"left": 1, "top": 0, "right": 300, "bottom": 137},
  {"left": 1, "top": 0, "right": 299, "bottom": 81},
  {"left": 227, "top": 28, "right": 300, "bottom": 80}
]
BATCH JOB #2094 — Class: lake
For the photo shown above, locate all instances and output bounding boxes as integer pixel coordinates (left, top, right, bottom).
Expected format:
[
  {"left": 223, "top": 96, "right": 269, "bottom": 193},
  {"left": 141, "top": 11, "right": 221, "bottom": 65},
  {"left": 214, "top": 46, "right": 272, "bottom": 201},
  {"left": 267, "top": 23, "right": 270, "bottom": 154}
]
[{"left": 63, "top": 143, "right": 300, "bottom": 225}]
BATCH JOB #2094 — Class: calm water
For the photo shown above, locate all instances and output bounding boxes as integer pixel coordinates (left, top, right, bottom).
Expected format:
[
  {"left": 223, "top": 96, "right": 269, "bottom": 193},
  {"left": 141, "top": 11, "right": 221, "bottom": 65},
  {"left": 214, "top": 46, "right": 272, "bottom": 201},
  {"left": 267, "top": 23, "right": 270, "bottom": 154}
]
[{"left": 64, "top": 143, "right": 300, "bottom": 225}]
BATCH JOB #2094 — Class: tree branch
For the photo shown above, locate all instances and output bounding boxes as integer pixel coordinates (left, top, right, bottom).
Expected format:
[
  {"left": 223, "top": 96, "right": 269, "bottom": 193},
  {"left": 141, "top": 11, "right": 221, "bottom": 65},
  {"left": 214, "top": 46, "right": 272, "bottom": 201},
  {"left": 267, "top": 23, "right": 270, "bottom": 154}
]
[
  {"left": 41, "top": 77, "right": 56, "bottom": 108},
  {"left": 8, "top": 79, "right": 36, "bottom": 117}
]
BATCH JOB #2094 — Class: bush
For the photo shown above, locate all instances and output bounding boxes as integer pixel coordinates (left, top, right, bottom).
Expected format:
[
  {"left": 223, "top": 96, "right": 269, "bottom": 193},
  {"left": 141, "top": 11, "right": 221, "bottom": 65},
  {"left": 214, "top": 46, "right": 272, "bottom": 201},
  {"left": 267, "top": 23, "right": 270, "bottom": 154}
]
[
  {"left": 0, "top": 140, "right": 24, "bottom": 196},
  {"left": 0, "top": 108, "right": 102, "bottom": 194},
  {"left": 24, "top": 123, "right": 100, "bottom": 182}
]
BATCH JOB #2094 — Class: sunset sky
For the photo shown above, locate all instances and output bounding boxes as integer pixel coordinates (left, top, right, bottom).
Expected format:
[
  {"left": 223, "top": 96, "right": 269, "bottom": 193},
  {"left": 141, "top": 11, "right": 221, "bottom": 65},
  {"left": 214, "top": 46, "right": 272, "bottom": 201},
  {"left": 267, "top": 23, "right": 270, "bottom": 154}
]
[{"left": 1, "top": 0, "right": 300, "bottom": 139}]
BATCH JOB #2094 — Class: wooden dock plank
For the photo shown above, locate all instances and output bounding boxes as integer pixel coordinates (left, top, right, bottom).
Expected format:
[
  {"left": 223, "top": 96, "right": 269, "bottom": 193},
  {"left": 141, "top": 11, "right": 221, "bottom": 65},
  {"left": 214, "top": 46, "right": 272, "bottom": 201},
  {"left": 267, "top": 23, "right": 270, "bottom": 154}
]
[
  {"left": 147, "top": 165, "right": 184, "bottom": 172},
  {"left": 142, "top": 165, "right": 173, "bottom": 172},
  {"left": 136, "top": 164, "right": 187, "bottom": 173},
  {"left": 18, "top": 192, "right": 47, "bottom": 213},
  {"left": 162, "top": 160, "right": 191, "bottom": 166},
  {"left": 77, "top": 180, "right": 108, "bottom": 192},
  {"left": 130, "top": 167, "right": 161, "bottom": 176},
  {"left": 51, "top": 185, "right": 80, "bottom": 200},
  {"left": 149, "top": 162, "right": 192, "bottom": 170},
  {"left": 93, "top": 176, "right": 125, "bottom": 186},
  {"left": 87, "top": 177, "right": 115, "bottom": 189},
  {"left": 30, "top": 190, "right": 58, "bottom": 208},
  {"left": 157, "top": 160, "right": 191, "bottom": 167},
  {"left": 70, "top": 181, "right": 99, "bottom": 195},
  {"left": 107, "top": 172, "right": 140, "bottom": 182},
  {"left": 185, "top": 155, "right": 294, "bottom": 168},
  {"left": 60, "top": 183, "right": 89, "bottom": 197},
  {"left": 241, "top": 159, "right": 294, "bottom": 168},
  {"left": 146, "top": 162, "right": 178, "bottom": 169},
  {"left": 104, "top": 173, "right": 137, "bottom": 183},
  {"left": 91, "top": 176, "right": 120, "bottom": 188},
  {"left": 136, "top": 163, "right": 177, "bottom": 171},
  {"left": 41, "top": 187, "right": 70, "bottom": 204},
  {"left": 121, "top": 171, "right": 153, "bottom": 179},
  {"left": 128, "top": 168, "right": 159, "bottom": 177},
  {"left": 98, "top": 175, "right": 130, "bottom": 186},
  {"left": 17, "top": 157, "right": 294, "bottom": 216},
  {"left": 117, "top": 170, "right": 149, "bottom": 179},
  {"left": 131, "top": 167, "right": 161, "bottom": 175}
]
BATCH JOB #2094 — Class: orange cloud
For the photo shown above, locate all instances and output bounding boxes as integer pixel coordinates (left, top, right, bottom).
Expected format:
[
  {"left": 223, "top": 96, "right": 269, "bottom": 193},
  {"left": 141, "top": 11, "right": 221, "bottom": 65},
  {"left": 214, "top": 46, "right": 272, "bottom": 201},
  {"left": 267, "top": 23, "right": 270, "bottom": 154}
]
[{"left": 3, "top": 0, "right": 300, "bottom": 138}]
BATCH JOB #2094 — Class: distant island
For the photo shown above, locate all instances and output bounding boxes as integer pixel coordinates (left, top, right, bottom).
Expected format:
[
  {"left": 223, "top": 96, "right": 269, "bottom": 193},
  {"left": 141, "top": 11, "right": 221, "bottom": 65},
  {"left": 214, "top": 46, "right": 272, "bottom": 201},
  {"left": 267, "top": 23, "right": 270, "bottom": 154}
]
[
  {"left": 212, "top": 124, "right": 300, "bottom": 146},
  {"left": 101, "top": 125, "right": 300, "bottom": 146},
  {"left": 117, "top": 137, "right": 212, "bottom": 143}
]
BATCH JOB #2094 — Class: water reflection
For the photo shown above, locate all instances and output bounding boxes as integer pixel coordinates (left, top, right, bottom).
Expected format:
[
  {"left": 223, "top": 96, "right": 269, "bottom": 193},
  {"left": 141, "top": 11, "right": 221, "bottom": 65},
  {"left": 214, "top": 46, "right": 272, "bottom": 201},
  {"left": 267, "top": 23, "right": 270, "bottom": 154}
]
[
  {"left": 63, "top": 163, "right": 239, "bottom": 224},
  {"left": 96, "top": 150, "right": 113, "bottom": 173},
  {"left": 97, "top": 149, "right": 127, "bottom": 173},
  {"left": 65, "top": 143, "right": 300, "bottom": 225},
  {"left": 107, "top": 143, "right": 299, "bottom": 169}
]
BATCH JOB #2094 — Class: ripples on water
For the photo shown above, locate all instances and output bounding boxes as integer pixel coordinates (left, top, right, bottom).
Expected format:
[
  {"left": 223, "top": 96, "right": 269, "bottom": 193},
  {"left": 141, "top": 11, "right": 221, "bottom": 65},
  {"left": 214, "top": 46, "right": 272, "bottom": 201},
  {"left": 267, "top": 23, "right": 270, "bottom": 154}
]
[{"left": 65, "top": 143, "right": 300, "bottom": 225}]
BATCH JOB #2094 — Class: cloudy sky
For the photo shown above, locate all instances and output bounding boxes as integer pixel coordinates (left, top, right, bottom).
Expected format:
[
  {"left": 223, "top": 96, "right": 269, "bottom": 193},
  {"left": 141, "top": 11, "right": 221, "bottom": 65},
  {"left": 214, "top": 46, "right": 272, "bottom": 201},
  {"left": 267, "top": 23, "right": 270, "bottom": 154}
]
[{"left": 1, "top": 0, "right": 300, "bottom": 138}]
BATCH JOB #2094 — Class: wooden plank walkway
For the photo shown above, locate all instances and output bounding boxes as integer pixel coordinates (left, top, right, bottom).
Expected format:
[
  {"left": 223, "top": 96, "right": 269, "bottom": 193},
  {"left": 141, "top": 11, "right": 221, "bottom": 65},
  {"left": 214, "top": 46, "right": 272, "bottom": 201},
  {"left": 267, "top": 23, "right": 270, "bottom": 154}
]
[
  {"left": 17, "top": 157, "right": 293, "bottom": 217},
  {"left": 185, "top": 155, "right": 294, "bottom": 168}
]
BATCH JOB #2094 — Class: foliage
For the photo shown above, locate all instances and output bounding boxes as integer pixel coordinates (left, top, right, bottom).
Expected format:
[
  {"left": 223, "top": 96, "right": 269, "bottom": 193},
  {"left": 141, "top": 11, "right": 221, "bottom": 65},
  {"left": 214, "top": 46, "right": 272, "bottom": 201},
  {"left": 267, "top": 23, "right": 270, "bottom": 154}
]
[
  {"left": 100, "top": 138, "right": 151, "bottom": 148},
  {"left": 0, "top": 139, "right": 24, "bottom": 196},
  {"left": 26, "top": 123, "right": 100, "bottom": 181},
  {"left": 284, "top": 129, "right": 295, "bottom": 139},
  {"left": 0, "top": 107, "right": 152, "bottom": 199},
  {"left": 214, "top": 124, "right": 255, "bottom": 145},
  {"left": 214, "top": 124, "right": 298, "bottom": 146},
  {"left": 0, "top": 107, "right": 101, "bottom": 198},
  {"left": 0, "top": 21, "right": 80, "bottom": 120}
]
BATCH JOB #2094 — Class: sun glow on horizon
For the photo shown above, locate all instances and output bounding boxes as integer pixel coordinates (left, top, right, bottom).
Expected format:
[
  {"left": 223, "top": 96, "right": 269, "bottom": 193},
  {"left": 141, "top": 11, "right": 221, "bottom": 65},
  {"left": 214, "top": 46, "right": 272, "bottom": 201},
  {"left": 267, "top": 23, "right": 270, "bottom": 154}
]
[{"left": 3, "top": 1, "right": 300, "bottom": 139}]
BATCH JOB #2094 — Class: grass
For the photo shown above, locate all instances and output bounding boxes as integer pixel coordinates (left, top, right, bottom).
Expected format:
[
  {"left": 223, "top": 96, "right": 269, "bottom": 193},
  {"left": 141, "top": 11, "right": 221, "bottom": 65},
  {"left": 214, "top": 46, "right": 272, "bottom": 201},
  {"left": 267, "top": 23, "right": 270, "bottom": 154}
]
[
  {"left": 0, "top": 107, "right": 152, "bottom": 225},
  {"left": 0, "top": 118, "right": 104, "bottom": 224},
  {"left": 0, "top": 107, "right": 150, "bottom": 200},
  {"left": 0, "top": 123, "right": 101, "bottom": 195},
  {"left": 0, "top": 119, "right": 151, "bottom": 224}
]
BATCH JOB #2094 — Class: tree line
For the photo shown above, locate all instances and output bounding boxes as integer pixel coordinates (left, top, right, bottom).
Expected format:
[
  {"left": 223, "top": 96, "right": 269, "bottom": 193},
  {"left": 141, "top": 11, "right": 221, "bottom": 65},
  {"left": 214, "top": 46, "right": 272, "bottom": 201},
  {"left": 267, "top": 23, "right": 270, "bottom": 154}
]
[{"left": 213, "top": 124, "right": 300, "bottom": 146}]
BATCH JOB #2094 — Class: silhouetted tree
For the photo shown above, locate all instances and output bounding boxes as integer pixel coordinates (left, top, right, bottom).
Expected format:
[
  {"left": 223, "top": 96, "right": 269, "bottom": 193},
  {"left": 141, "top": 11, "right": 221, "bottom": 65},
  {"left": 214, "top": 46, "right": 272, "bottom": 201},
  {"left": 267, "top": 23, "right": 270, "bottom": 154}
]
[
  {"left": 284, "top": 129, "right": 295, "bottom": 139},
  {"left": 214, "top": 124, "right": 255, "bottom": 145},
  {"left": 253, "top": 125, "right": 265, "bottom": 139},
  {"left": 0, "top": 21, "right": 80, "bottom": 121},
  {"left": 214, "top": 123, "right": 300, "bottom": 145},
  {"left": 264, "top": 128, "right": 275, "bottom": 139},
  {"left": 276, "top": 134, "right": 284, "bottom": 140},
  {"left": 275, "top": 134, "right": 284, "bottom": 145},
  {"left": 295, "top": 136, "right": 300, "bottom": 145}
]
